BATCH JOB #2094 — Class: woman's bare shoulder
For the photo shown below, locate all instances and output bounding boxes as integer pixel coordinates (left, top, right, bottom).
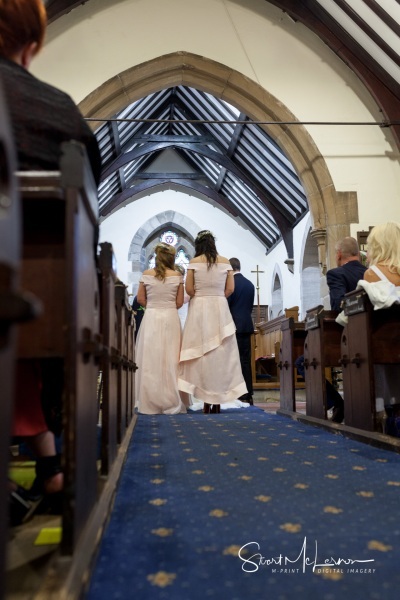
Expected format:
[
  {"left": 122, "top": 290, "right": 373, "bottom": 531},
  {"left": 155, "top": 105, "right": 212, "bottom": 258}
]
[
  {"left": 142, "top": 268, "right": 155, "bottom": 276},
  {"left": 217, "top": 255, "right": 230, "bottom": 264},
  {"left": 190, "top": 256, "right": 206, "bottom": 263}
]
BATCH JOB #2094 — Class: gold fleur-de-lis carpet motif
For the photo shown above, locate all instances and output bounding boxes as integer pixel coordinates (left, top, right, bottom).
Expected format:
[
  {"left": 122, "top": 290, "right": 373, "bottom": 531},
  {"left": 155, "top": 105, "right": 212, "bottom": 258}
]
[{"left": 86, "top": 408, "right": 400, "bottom": 599}]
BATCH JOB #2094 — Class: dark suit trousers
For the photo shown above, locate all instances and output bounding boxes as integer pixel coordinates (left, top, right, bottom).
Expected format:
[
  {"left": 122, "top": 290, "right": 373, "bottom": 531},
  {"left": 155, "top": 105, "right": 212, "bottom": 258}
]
[{"left": 236, "top": 333, "right": 253, "bottom": 397}]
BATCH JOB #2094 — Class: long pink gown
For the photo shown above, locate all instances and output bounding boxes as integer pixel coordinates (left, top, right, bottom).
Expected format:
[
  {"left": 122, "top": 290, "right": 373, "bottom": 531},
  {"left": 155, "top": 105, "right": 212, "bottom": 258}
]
[
  {"left": 135, "top": 274, "right": 187, "bottom": 414},
  {"left": 178, "top": 262, "right": 247, "bottom": 404}
]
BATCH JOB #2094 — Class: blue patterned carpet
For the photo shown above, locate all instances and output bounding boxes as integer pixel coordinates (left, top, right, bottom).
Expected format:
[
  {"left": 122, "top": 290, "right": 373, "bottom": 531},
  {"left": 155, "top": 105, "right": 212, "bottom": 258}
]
[{"left": 86, "top": 407, "right": 400, "bottom": 600}]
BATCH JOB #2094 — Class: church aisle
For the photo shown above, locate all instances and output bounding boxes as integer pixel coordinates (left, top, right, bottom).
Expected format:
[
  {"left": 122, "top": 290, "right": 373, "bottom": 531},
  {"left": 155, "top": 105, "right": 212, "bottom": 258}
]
[{"left": 86, "top": 408, "right": 399, "bottom": 600}]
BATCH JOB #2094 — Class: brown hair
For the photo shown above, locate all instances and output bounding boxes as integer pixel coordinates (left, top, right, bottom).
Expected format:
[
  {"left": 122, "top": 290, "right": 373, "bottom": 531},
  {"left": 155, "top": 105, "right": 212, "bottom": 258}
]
[
  {"left": 154, "top": 243, "right": 176, "bottom": 280},
  {"left": 229, "top": 257, "right": 241, "bottom": 271},
  {"left": 0, "top": 0, "right": 47, "bottom": 59},
  {"left": 194, "top": 230, "right": 218, "bottom": 269}
]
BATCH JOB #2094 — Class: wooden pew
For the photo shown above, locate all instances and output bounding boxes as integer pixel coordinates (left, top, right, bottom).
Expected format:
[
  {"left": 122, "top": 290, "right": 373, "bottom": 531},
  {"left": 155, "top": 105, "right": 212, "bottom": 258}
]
[
  {"left": 0, "top": 89, "right": 41, "bottom": 599},
  {"left": 278, "top": 318, "right": 307, "bottom": 412},
  {"left": 98, "top": 242, "right": 119, "bottom": 474},
  {"left": 253, "top": 306, "right": 299, "bottom": 389},
  {"left": 16, "top": 141, "right": 100, "bottom": 554},
  {"left": 340, "top": 289, "right": 400, "bottom": 431},
  {"left": 115, "top": 282, "right": 133, "bottom": 443},
  {"left": 126, "top": 299, "right": 136, "bottom": 421},
  {"left": 0, "top": 88, "right": 18, "bottom": 600},
  {"left": 303, "top": 306, "right": 341, "bottom": 419}
]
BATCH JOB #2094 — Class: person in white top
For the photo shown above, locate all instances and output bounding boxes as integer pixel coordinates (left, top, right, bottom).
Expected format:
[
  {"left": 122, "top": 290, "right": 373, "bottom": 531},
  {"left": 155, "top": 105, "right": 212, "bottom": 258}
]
[{"left": 364, "top": 222, "right": 400, "bottom": 412}]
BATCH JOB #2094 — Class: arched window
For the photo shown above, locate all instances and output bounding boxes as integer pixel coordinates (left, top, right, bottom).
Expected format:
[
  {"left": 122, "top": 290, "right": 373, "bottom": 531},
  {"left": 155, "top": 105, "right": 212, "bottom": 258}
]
[
  {"left": 270, "top": 273, "right": 283, "bottom": 319},
  {"left": 147, "top": 231, "right": 189, "bottom": 269},
  {"left": 175, "top": 248, "right": 190, "bottom": 270},
  {"left": 160, "top": 230, "right": 178, "bottom": 246}
]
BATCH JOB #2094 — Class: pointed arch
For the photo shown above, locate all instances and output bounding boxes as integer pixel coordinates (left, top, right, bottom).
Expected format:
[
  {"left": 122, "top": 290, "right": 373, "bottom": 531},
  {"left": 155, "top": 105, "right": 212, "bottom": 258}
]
[
  {"left": 128, "top": 210, "right": 201, "bottom": 294},
  {"left": 80, "top": 51, "right": 358, "bottom": 267},
  {"left": 299, "top": 217, "right": 322, "bottom": 319},
  {"left": 270, "top": 264, "right": 283, "bottom": 319}
]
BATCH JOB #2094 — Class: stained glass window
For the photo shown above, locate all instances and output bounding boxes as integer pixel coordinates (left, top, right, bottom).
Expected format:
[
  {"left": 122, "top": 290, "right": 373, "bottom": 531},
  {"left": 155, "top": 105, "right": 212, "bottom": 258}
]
[
  {"left": 160, "top": 231, "right": 178, "bottom": 246},
  {"left": 147, "top": 230, "right": 190, "bottom": 270}
]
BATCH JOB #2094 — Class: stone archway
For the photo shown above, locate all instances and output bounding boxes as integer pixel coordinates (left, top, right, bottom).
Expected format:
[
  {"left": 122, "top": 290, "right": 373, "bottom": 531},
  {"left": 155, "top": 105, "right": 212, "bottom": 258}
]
[
  {"left": 270, "top": 264, "right": 283, "bottom": 319},
  {"left": 80, "top": 51, "right": 358, "bottom": 271},
  {"left": 128, "top": 210, "right": 201, "bottom": 294},
  {"left": 299, "top": 217, "right": 323, "bottom": 319}
]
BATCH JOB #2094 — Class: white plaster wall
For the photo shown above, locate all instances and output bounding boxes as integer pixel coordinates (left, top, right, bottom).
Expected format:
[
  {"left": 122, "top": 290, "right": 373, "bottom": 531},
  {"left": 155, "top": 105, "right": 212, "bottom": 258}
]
[{"left": 99, "top": 190, "right": 268, "bottom": 300}]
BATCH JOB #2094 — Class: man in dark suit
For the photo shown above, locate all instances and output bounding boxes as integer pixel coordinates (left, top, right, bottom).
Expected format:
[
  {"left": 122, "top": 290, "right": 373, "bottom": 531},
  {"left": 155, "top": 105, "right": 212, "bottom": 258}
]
[
  {"left": 326, "top": 237, "right": 367, "bottom": 310},
  {"left": 325, "top": 237, "right": 366, "bottom": 421},
  {"left": 296, "top": 237, "right": 366, "bottom": 423},
  {"left": 228, "top": 258, "right": 255, "bottom": 404}
]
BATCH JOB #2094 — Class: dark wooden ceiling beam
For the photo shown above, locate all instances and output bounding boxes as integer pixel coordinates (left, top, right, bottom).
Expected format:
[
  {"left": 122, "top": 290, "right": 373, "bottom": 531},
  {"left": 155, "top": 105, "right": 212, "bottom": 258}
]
[
  {"left": 101, "top": 141, "right": 294, "bottom": 225},
  {"left": 331, "top": 0, "right": 400, "bottom": 67},
  {"left": 101, "top": 179, "right": 236, "bottom": 217},
  {"left": 128, "top": 134, "right": 215, "bottom": 144},
  {"left": 266, "top": 0, "right": 400, "bottom": 148},
  {"left": 215, "top": 112, "right": 248, "bottom": 192},
  {"left": 101, "top": 141, "right": 294, "bottom": 256},
  {"left": 99, "top": 179, "right": 275, "bottom": 250},
  {"left": 132, "top": 172, "right": 207, "bottom": 180},
  {"left": 45, "top": 0, "right": 89, "bottom": 23},
  {"left": 361, "top": 0, "right": 400, "bottom": 37}
]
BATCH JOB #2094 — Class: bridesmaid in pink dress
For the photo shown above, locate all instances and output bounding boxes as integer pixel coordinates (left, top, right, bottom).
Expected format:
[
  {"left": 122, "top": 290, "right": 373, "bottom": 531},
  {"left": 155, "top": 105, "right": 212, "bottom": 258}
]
[
  {"left": 178, "top": 231, "right": 247, "bottom": 413},
  {"left": 135, "top": 243, "right": 187, "bottom": 414}
]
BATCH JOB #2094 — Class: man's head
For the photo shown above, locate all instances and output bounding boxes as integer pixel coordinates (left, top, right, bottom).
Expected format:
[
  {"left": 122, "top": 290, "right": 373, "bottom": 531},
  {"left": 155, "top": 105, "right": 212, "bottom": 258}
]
[
  {"left": 229, "top": 257, "right": 241, "bottom": 272},
  {"left": 335, "top": 237, "right": 360, "bottom": 267},
  {"left": 0, "top": 0, "right": 47, "bottom": 67}
]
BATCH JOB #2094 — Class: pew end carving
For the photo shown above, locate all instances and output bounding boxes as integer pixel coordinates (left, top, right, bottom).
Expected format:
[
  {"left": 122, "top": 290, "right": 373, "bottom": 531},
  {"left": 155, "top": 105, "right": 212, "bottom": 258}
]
[
  {"left": 303, "top": 305, "right": 341, "bottom": 420},
  {"left": 341, "top": 289, "right": 400, "bottom": 432},
  {"left": 253, "top": 307, "right": 299, "bottom": 389}
]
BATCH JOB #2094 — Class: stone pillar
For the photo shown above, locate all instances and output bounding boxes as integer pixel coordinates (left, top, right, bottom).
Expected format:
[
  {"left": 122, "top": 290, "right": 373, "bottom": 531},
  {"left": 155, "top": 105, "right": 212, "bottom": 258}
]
[{"left": 310, "top": 228, "right": 327, "bottom": 275}]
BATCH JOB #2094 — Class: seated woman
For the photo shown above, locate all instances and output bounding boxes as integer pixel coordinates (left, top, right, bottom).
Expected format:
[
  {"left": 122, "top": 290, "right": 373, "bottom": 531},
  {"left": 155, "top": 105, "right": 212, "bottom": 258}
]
[
  {"left": 364, "top": 222, "right": 400, "bottom": 411},
  {"left": 135, "top": 243, "right": 187, "bottom": 415}
]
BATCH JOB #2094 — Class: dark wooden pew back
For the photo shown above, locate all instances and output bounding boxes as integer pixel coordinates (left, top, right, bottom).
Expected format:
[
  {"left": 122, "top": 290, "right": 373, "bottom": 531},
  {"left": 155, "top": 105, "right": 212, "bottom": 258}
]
[
  {"left": 304, "top": 306, "right": 341, "bottom": 419},
  {"left": 0, "top": 86, "right": 19, "bottom": 600},
  {"left": 16, "top": 142, "right": 100, "bottom": 554},
  {"left": 278, "top": 318, "right": 307, "bottom": 412},
  {"left": 98, "top": 242, "right": 119, "bottom": 474},
  {"left": 341, "top": 289, "right": 400, "bottom": 431}
]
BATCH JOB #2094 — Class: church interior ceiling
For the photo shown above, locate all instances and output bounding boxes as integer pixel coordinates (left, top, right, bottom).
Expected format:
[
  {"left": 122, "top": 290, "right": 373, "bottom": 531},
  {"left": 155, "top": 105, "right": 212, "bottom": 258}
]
[
  {"left": 45, "top": 0, "right": 400, "bottom": 252},
  {"left": 95, "top": 86, "right": 308, "bottom": 253}
]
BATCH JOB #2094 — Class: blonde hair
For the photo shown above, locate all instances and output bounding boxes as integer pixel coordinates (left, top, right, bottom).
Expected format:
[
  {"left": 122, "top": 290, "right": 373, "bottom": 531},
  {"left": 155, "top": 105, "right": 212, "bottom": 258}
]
[
  {"left": 367, "top": 222, "right": 400, "bottom": 276},
  {"left": 154, "top": 243, "right": 176, "bottom": 280},
  {"left": 0, "top": 0, "right": 47, "bottom": 59}
]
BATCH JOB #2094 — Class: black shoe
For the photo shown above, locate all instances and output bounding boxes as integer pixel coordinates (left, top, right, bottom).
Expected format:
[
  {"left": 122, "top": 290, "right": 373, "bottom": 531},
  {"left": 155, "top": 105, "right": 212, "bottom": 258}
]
[
  {"left": 9, "top": 488, "right": 43, "bottom": 527},
  {"left": 239, "top": 394, "right": 253, "bottom": 405},
  {"left": 331, "top": 408, "right": 344, "bottom": 423}
]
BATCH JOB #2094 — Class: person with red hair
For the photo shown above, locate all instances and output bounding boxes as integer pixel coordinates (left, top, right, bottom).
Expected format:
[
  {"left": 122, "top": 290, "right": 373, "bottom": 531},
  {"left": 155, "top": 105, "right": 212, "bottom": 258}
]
[
  {"left": 0, "top": 0, "right": 102, "bottom": 182},
  {"left": 0, "top": 0, "right": 102, "bottom": 524}
]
